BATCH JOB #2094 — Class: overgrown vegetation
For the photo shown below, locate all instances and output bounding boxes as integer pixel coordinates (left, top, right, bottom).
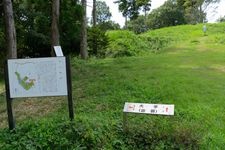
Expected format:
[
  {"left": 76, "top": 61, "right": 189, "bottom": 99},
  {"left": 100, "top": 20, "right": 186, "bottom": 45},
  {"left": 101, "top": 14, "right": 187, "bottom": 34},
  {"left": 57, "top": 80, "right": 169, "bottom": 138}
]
[
  {"left": 87, "top": 26, "right": 109, "bottom": 57},
  {"left": 1, "top": 23, "right": 225, "bottom": 149},
  {"left": 106, "top": 23, "right": 217, "bottom": 57}
]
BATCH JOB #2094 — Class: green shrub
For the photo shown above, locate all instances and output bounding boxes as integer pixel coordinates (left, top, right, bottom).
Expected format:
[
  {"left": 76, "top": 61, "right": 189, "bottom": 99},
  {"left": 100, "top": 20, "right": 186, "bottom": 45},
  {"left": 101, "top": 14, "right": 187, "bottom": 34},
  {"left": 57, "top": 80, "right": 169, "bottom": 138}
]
[
  {"left": 141, "top": 36, "right": 172, "bottom": 53},
  {"left": 106, "top": 29, "right": 175, "bottom": 57},
  {"left": 214, "top": 35, "right": 225, "bottom": 44},
  {"left": 88, "top": 26, "right": 109, "bottom": 57},
  {"left": 106, "top": 30, "right": 149, "bottom": 57}
]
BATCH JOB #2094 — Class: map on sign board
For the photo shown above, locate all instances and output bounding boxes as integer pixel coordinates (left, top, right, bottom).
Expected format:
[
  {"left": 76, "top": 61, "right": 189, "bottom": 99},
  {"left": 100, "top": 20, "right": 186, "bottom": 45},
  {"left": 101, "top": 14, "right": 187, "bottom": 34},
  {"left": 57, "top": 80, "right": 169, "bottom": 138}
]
[
  {"left": 7, "top": 57, "right": 68, "bottom": 98},
  {"left": 123, "top": 102, "right": 174, "bottom": 116}
]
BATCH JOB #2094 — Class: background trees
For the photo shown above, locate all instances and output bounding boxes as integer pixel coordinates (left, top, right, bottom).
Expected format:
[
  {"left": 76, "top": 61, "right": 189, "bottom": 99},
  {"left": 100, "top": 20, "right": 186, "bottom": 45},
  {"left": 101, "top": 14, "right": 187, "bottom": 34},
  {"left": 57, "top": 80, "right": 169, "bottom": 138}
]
[
  {"left": 125, "top": 0, "right": 221, "bottom": 33},
  {"left": 217, "top": 16, "right": 225, "bottom": 22},
  {"left": 0, "top": 0, "right": 116, "bottom": 61},
  {"left": 60, "top": 1, "right": 82, "bottom": 55},
  {"left": 147, "top": 0, "right": 186, "bottom": 29},
  {"left": 178, "top": 0, "right": 220, "bottom": 24},
  {"left": 1, "top": 0, "right": 83, "bottom": 58},
  {"left": 13, "top": 0, "right": 52, "bottom": 57},
  {"left": 96, "top": 1, "right": 112, "bottom": 24},
  {"left": 88, "top": 0, "right": 117, "bottom": 56},
  {"left": 0, "top": 0, "right": 223, "bottom": 63},
  {"left": 115, "top": 0, "right": 152, "bottom": 27},
  {"left": 127, "top": 0, "right": 186, "bottom": 33}
]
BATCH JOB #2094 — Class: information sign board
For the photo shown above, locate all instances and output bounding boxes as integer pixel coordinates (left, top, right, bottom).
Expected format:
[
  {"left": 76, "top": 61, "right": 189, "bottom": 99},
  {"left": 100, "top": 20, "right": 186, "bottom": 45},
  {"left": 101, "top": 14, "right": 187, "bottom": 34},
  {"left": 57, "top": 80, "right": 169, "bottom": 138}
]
[
  {"left": 7, "top": 57, "right": 68, "bottom": 98},
  {"left": 123, "top": 102, "right": 174, "bottom": 116}
]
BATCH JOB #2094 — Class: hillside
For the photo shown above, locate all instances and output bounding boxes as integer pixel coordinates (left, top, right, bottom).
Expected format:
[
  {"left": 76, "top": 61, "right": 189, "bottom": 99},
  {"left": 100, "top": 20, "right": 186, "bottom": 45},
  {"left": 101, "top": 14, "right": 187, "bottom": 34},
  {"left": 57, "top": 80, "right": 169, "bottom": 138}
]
[
  {"left": 106, "top": 23, "right": 225, "bottom": 56},
  {"left": 0, "top": 23, "right": 225, "bottom": 149}
]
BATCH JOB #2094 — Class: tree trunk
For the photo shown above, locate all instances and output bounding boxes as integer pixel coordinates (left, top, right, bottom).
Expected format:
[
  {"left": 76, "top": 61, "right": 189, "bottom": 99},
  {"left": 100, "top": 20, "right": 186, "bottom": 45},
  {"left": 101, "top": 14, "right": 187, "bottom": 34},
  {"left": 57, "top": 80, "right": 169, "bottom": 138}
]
[
  {"left": 199, "top": 5, "right": 204, "bottom": 23},
  {"left": 92, "top": 0, "right": 96, "bottom": 27},
  {"left": 124, "top": 16, "right": 127, "bottom": 29},
  {"left": 51, "top": 0, "right": 60, "bottom": 56},
  {"left": 80, "top": 0, "right": 88, "bottom": 59},
  {"left": 92, "top": 0, "right": 97, "bottom": 55},
  {"left": 3, "top": 0, "right": 17, "bottom": 59}
]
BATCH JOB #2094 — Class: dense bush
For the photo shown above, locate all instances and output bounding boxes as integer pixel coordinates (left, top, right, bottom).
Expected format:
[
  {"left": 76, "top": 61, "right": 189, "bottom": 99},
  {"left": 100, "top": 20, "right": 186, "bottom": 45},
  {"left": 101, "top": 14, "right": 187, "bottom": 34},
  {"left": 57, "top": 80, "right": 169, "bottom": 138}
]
[
  {"left": 106, "top": 23, "right": 221, "bottom": 57},
  {"left": 106, "top": 29, "right": 178, "bottom": 57},
  {"left": 87, "top": 26, "right": 109, "bottom": 57},
  {"left": 106, "top": 30, "right": 149, "bottom": 57}
]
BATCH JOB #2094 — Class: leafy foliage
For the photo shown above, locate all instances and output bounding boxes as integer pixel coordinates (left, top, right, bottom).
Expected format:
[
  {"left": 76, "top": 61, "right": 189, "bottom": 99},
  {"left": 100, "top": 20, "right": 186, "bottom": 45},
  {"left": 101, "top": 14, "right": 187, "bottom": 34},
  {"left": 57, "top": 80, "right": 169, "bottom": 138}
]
[
  {"left": 137, "top": 0, "right": 151, "bottom": 16},
  {"left": 0, "top": 0, "right": 83, "bottom": 58},
  {"left": 95, "top": 0, "right": 112, "bottom": 24},
  {"left": 178, "top": 0, "right": 220, "bottom": 24},
  {"left": 87, "top": 26, "right": 109, "bottom": 57},
  {"left": 13, "top": 0, "right": 52, "bottom": 57},
  {"left": 115, "top": 0, "right": 151, "bottom": 20},
  {"left": 127, "top": 0, "right": 186, "bottom": 33},
  {"left": 106, "top": 30, "right": 149, "bottom": 57},
  {"left": 127, "top": 15, "right": 148, "bottom": 34},
  {"left": 147, "top": 0, "right": 186, "bottom": 29},
  {"left": 182, "top": 0, "right": 205, "bottom": 24},
  {"left": 98, "top": 21, "right": 120, "bottom": 31},
  {"left": 60, "top": 0, "right": 83, "bottom": 55},
  {"left": 106, "top": 24, "right": 195, "bottom": 57},
  {"left": 217, "top": 16, "right": 225, "bottom": 22}
]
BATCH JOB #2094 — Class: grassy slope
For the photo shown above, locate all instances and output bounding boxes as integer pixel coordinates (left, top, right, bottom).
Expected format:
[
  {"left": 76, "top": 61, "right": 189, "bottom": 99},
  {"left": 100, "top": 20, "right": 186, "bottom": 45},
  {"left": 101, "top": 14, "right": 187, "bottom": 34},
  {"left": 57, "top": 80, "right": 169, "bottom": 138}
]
[
  {"left": 74, "top": 23, "right": 225, "bottom": 148},
  {"left": 0, "top": 23, "right": 225, "bottom": 149}
]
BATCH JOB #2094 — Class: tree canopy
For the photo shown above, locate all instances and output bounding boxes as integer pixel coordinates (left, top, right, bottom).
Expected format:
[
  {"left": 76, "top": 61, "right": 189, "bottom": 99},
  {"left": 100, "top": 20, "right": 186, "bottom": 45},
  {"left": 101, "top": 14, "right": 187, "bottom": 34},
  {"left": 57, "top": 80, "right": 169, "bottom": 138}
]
[
  {"left": 0, "top": 0, "right": 83, "bottom": 58},
  {"left": 95, "top": 1, "right": 112, "bottom": 24},
  {"left": 115, "top": 0, "right": 151, "bottom": 20}
]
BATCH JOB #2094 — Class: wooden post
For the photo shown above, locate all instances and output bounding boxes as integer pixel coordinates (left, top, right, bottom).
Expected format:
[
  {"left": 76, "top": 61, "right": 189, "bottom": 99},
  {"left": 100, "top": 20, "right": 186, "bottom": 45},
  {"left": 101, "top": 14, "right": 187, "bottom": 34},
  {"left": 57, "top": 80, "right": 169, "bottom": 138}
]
[
  {"left": 4, "top": 60, "right": 15, "bottom": 130},
  {"left": 66, "top": 57, "right": 74, "bottom": 120},
  {"left": 123, "top": 112, "right": 128, "bottom": 132}
]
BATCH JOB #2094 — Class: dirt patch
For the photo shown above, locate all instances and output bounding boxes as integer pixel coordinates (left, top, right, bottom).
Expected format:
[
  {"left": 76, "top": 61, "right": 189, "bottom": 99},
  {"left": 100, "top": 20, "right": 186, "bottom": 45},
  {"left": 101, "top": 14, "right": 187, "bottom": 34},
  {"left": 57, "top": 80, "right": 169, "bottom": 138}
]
[
  {"left": 210, "top": 64, "right": 225, "bottom": 73},
  {"left": 0, "top": 96, "right": 66, "bottom": 128}
]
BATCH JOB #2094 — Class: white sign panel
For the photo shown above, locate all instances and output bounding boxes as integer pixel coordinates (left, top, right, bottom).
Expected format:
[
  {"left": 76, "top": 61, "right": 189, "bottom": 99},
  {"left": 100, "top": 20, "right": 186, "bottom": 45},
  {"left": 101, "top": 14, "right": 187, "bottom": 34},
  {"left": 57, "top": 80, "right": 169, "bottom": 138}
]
[
  {"left": 8, "top": 57, "right": 68, "bottom": 98},
  {"left": 54, "top": 46, "right": 64, "bottom": 57},
  {"left": 123, "top": 102, "right": 174, "bottom": 116}
]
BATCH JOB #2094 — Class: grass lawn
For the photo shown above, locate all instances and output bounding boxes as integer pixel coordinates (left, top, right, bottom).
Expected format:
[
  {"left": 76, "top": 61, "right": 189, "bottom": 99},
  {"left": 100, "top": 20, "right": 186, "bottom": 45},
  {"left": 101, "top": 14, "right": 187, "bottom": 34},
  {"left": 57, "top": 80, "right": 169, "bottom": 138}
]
[
  {"left": 72, "top": 41, "right": 225, "bottom": 148},
  {"left": 72, "top": 28, "right": 225, "bottom": 148},
  {"left": 0, "top": 23, "right": 225, "bottom": 149}
]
